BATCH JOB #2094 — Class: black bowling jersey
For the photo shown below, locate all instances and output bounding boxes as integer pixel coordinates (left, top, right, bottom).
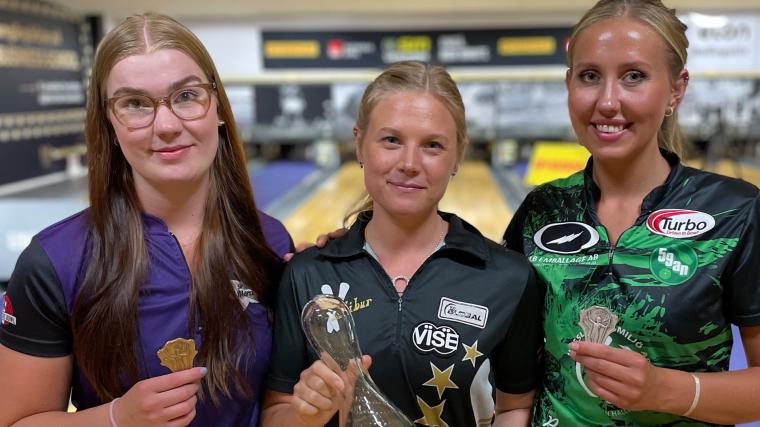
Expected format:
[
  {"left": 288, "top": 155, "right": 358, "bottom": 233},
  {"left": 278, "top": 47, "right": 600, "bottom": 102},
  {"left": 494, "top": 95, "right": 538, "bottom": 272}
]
[{"left": 268, "top": 212, "right": 542, "bottom": 427}]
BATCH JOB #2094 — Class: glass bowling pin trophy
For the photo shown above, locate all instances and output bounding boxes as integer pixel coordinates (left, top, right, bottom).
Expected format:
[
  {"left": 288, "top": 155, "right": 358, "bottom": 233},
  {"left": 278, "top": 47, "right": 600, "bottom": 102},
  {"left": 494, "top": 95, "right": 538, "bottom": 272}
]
[{"left": 301, "top": 294, "right": 413, "bottom": 427}]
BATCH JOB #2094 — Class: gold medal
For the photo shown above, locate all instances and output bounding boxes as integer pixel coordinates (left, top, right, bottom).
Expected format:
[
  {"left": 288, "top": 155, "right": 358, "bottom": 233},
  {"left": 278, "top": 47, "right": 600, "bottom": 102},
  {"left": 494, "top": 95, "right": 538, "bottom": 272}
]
[
  {"left": 157, "top": 338, "right": 198, "bottom": 372},
  {"left": 579, "top": 306, "right": 618, "bottom": 344}
]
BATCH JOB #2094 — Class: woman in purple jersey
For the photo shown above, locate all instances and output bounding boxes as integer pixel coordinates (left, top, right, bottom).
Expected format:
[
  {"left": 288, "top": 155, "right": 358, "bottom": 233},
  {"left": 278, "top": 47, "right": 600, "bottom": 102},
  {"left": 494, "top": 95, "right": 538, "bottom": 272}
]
[{"left": 0, "top": 13, "right": 291, "bottom": 426}]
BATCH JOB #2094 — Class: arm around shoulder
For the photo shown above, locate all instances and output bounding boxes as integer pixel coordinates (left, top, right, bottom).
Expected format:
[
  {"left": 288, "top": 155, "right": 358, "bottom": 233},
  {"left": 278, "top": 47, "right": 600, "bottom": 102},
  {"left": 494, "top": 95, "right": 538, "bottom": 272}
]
[{"left": 493, "top": 389, "right": 535, "bottom": 427}]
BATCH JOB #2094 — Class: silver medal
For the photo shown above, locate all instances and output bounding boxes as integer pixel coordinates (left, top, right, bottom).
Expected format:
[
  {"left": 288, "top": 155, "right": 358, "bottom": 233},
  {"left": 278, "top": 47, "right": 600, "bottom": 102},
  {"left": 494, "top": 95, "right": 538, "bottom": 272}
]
[{"left": 579, "top": 305, "right": 618, "bottom": 344}]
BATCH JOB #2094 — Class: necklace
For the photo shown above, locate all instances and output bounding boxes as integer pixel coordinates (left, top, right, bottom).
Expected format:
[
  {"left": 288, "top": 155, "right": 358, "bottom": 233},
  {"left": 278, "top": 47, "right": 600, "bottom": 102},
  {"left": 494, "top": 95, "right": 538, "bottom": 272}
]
[{"left": 365, "top": 218, "right": 447, "bottom": 294}]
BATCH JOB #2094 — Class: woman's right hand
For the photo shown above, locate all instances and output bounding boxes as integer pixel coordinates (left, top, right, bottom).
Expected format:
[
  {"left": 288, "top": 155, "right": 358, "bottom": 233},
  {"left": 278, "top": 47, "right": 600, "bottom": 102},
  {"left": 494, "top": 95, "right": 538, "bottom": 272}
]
[
  {"left": 283, "top": 228, "right": 348, "bottom": 262},
  {"left": 291, "top": 355, "right": 372, "bottom": 426},
  {"left": 113, "top": 367, "right": 206, "bottom": 427},
  {"left": 291, "top": 360, "right": 345, "bottom": 426}
]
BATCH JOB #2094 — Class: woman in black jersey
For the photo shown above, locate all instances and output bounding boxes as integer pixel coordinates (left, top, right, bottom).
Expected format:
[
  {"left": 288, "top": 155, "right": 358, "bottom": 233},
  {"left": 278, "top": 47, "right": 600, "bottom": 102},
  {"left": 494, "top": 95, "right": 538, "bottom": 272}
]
[{"left": 262, "top": 61, "right": 542, "bottom": 427}]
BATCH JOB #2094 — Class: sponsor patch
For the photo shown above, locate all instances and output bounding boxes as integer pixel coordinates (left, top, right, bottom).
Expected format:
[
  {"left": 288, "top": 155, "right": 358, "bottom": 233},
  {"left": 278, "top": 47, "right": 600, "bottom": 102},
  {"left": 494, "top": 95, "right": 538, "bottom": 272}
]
[
  {"left": 232, "top": 280, "right": 258, "bottom": 310},
  {"left": 437, "top": 297, "right": 488, "bottom": 329},
  {"left": 534, "top": 222, "right": 599, "bottom": 254},
  {"left": 411, "top": 322, "right": 459, "bottom": 356},
  {"left": 646, "top": 209, "right": 715, "bottom": 239},
  {"left": 318, "top": 282, "right": 373, "bottom": 314},
  {"left": 321, "top": 282, "right": 350, "bottom": 300},
  {"left": 650, "top": 244, "right": 698, "bottom": 285},
  {"left": 2, "top": 294, "right": 16, "bottom": 326}
]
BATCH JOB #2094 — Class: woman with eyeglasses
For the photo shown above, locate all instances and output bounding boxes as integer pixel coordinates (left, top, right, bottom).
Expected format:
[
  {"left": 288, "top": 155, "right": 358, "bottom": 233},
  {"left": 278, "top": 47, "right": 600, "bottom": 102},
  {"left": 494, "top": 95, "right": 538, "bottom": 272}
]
[{"left": 0, "top": 13, "right": 292, "bottom": 427}]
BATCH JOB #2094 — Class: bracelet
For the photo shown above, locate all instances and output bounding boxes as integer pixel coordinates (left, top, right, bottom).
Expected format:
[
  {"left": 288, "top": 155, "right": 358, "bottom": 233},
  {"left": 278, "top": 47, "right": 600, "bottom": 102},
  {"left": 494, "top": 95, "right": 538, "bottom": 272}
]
[
  {"left": 683, "top": 374, "right": 700, "bottom": 417},
  {"left": 109, "top": 397, "right": 120, "bottom": 427}
]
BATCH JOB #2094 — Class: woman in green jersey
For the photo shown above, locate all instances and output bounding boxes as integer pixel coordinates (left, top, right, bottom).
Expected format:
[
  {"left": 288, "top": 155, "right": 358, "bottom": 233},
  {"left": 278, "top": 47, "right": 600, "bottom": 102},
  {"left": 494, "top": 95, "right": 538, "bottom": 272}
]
[{"left": 503, "top": 0, "right": 760, "bottom": 425}]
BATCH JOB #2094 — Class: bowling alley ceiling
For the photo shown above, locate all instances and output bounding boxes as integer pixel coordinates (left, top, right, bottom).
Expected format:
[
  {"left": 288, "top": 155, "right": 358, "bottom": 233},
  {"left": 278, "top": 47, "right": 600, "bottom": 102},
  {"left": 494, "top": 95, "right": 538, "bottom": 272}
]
[{"left": 63, "top": 0, "right": 760, "bottom": 22}]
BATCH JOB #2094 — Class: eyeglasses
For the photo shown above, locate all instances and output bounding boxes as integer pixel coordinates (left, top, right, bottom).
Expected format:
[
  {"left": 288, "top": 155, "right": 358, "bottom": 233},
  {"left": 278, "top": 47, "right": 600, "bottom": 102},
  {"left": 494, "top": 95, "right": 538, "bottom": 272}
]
[{"left": 107, "top": 82, "right": 216, "bottom": 129}]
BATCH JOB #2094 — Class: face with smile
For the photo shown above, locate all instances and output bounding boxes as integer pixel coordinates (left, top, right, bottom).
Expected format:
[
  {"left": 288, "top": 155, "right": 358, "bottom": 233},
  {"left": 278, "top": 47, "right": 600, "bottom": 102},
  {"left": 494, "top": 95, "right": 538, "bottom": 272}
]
[
  {"left": 106, "top": 49, "right": 220, "bottom": 191},
  {"left": 566, "top": 17, "right": 685, "bottom": 162},
  {"left": 356, "top": 90, "right": 459, "bottom": 220}
]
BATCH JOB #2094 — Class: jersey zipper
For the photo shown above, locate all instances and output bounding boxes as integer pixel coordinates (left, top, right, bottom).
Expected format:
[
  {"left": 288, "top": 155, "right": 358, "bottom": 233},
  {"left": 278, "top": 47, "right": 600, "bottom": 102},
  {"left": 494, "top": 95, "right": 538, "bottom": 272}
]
[
  {"left": 169, "top": 232, "right": 192, "bottom": 274},
  {"left": 599, "top": 226, "right": 636, "bottom": 277},
  {"left": 363, "top": 249, "right": 440, "bottom": 346},
  {"left": 169, "top": 232, "right": 200, "bottom": 334}
]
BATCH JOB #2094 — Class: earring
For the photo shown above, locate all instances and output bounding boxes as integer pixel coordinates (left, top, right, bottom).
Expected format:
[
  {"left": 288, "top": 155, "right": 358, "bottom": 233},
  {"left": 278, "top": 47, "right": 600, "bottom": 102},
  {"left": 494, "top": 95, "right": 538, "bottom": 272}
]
[
  {"left": 451, "top": 171, "right": 457, "bottom": 177},
  {"left": 218, "top": 120, "right": 225, "bottom": 126},
  {"left": 664, "top": 107, "right": 674, "bottom": 117},
  {"left": 358, "top": 161, "right": 364, "bottom": 168}
]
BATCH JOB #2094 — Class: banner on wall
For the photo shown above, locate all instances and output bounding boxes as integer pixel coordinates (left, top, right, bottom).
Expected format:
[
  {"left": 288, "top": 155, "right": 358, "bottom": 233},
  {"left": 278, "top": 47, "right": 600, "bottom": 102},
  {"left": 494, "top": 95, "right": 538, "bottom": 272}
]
[
  {"left": 0, "top": 0, "right": 89, "bottom": 186},
  {"left": 524, "top": 141, "right": 589, "bottom": 186},
  {"left": 680, "top": 13, "right": 760, "bottom": 73},
  {"left": 262, "top": 27, "right": 571, "bottom": 69}
]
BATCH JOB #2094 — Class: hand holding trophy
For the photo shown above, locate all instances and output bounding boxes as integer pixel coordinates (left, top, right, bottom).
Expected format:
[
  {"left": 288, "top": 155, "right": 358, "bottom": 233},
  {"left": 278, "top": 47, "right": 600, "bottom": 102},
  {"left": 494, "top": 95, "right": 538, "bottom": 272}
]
[{"left": 301, "top": 294, "right": 413, "bottom": 427}]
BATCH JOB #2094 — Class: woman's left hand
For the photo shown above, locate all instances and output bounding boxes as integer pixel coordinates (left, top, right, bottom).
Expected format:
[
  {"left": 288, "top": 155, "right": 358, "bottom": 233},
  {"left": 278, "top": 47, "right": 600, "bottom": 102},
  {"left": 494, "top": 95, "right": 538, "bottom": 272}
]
[{"left": 569, "top": 341, "right": 663, "bottom": 411}]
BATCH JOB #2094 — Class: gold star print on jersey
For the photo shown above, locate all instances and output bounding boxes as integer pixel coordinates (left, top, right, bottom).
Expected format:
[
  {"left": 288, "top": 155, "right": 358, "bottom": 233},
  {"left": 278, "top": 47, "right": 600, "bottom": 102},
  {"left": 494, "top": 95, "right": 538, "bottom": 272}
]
[
  {"left": 415, "top": 396, "right": 448, "bottom": 427},
  {"left": 461, "top": 340, "right": 483, "bottom": 367},
  {"left": 422, "top": 362, "right": 459, "bottom": 398}
]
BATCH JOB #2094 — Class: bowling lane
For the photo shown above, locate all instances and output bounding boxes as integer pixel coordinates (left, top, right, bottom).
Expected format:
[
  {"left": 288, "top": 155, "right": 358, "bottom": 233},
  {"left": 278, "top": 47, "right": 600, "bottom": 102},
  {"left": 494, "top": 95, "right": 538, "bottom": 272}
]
[
  {"left": 283, "top": 160, "right": 511, "bottom": 244},
  {"left": 439, "top": 160, "right": 511, "bottom": 242}
]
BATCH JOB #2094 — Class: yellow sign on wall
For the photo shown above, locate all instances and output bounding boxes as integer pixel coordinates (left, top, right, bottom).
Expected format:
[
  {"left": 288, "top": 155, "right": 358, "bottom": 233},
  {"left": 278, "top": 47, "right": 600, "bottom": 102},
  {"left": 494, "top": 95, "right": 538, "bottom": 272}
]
[
  {"left": 524, "top": 141, "right": 590, "bottom": 186},
  {"left": 497, "top": 36, "right": 556, "bottom": 56},
  {"left": 264, "top": 40, "right": 320, "bottom": 59}
]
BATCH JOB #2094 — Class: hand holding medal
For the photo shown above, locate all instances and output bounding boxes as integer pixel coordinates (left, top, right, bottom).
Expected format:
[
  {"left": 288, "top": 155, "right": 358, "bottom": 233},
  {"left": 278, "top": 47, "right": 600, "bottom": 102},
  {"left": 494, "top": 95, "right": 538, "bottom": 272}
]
[
  {"left": 107, "top": 340, "right": 206, "bottom": 426},
  {"left": 569, "top": 305, "right": 662, "bottom": 412}
]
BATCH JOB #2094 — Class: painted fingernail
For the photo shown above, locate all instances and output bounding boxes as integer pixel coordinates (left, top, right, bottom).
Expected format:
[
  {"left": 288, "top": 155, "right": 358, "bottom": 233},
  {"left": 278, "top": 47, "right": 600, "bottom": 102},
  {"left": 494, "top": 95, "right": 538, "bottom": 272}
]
[{"left": 199, "top": 367, "right": 208, "bottom": 376}]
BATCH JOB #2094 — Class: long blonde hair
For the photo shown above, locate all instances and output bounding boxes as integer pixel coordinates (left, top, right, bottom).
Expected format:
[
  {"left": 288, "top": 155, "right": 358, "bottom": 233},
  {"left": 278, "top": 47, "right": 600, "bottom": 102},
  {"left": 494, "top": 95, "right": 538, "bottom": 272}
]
[
  {"left": 344, "top": 61, "right": 468, "bottom": 225},
  {"left": 567, "top": 0, "right": 689, "bottom": 156},
  {"left": 76, "top": 12, "right": 280, "bottom": 403}
]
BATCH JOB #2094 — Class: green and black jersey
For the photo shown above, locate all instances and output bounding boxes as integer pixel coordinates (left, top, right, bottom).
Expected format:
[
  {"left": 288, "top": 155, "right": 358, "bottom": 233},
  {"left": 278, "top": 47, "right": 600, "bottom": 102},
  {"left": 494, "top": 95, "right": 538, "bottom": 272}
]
[
  {"left": 504, "top": 153, "right": 760, "bottom": 427},
  {"left": 268, "top": 212, "right": 542, "bottom": 427}
]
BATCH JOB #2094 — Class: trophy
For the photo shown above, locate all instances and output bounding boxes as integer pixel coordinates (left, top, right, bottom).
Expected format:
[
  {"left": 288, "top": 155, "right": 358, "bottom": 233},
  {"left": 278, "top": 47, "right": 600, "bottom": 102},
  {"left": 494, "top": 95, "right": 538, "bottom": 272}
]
[{"left": 301, "top": 294, "right": 413, "bottom": 427}]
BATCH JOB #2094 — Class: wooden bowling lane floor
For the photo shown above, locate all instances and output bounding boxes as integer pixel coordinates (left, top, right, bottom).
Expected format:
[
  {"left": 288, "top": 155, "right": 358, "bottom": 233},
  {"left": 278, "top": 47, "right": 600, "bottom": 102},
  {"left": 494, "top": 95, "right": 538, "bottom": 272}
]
[
  {"left": 283, "top": 161, "right": 512, "bottom": 245},
  {"left": 439, "top": 161, "right": 511, "bottom": 242},
  {"left": 691, "top": 159, "right": 760, "bottom": 188}
]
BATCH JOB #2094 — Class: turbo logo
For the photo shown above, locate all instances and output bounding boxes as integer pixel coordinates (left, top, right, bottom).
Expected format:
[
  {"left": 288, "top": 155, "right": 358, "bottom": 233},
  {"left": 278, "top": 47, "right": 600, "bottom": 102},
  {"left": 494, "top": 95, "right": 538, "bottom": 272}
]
[
  {"left": 533, "top": 222, "right": 599, "bottom": 254},
  {"left": 646, "top": 209, "right": 715, "bottom": 239},
  {"left": 411, "top": 322, "right": 459, "bottom": 356}
]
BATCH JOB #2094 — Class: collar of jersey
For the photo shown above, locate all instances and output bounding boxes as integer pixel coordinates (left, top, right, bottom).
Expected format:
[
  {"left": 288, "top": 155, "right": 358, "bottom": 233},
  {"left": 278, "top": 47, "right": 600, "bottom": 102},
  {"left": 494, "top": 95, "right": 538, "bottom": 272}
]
[
  {"left": 583, "top": 149, "right": 686, "bottom": 213},
  {"left": 138, "top": 212, "right": 173, "bottom": 235},
  {"left": 319, "top": 210, "right": 490, "bottom": 262}
]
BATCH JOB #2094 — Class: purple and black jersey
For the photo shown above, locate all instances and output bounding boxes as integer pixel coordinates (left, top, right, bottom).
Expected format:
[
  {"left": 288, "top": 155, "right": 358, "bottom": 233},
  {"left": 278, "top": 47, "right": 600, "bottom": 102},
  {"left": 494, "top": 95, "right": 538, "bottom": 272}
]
[{"left": 0, "top": 208, "right": 293, "bottom": 427}]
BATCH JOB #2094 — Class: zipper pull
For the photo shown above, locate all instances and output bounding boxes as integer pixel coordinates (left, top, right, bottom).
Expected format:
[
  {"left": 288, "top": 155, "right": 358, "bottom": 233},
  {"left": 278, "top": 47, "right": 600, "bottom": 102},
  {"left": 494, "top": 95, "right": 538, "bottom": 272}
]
[{"left": 398, "top": 296, "right": 402, "bottom": 312}]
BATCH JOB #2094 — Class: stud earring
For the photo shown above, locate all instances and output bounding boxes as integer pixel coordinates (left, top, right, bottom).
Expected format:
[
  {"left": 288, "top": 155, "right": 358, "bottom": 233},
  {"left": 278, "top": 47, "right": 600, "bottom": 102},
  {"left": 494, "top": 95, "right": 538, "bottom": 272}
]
[{"left": 218, "top": 120, "right": 225, "bottom": 126}]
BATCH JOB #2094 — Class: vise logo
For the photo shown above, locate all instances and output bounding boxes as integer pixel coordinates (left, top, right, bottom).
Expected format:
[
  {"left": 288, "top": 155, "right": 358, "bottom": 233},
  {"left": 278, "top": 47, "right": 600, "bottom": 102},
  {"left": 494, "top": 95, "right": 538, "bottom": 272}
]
[{"left": 411, "top": 322, "right": 460, "bottom": 356}]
